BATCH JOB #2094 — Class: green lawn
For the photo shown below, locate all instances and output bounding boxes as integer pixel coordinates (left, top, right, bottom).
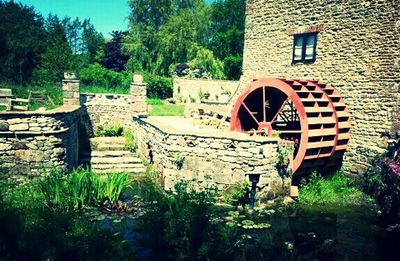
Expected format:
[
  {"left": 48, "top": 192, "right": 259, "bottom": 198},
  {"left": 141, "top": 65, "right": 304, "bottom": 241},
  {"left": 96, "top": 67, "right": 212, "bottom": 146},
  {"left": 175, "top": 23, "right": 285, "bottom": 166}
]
[
  {"left": 0, "top": 84, "right": 63, "bottom": 111},
  {"left": 148, "top": 98, "right": 185, "bottom": 116},
  {"left": 80, "top": 85, "right": 129, "bottom": 94}
]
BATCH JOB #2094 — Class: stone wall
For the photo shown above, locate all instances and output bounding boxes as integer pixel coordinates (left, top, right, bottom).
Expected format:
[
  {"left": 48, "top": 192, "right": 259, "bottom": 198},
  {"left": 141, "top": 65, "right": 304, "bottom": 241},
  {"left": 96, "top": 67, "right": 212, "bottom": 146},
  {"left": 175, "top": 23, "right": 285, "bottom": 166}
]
[
  {"left": 132, "top": 117, "right": 293, "bottom": 197},
  {"left": 173, "top": 77, "right": 239, "bottom": 103},
  {"left": 80, "top": 93, "right": 134, "bottom": 134},
  {"left": 241, "top": 0, "right": 400, "bottom": 173},
  {"left": 0, "top": 106, "right": 81, "bottom": 182}
]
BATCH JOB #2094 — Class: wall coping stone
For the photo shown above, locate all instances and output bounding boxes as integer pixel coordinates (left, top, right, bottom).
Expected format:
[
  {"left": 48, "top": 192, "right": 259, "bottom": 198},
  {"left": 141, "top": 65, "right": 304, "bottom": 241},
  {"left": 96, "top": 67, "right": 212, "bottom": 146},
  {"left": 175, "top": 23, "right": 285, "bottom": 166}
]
[
  {"left": 137, "top": 117, "right": 282, "bottom": 144},
  {"left": 173, "top": 77, "right": 239, "bottom": 84},
  {"left": 0, "top": 127, "right": 70, "bottom": 136},
  {"left": 0, "top": 105, "right": 80, "bottom": 116}
]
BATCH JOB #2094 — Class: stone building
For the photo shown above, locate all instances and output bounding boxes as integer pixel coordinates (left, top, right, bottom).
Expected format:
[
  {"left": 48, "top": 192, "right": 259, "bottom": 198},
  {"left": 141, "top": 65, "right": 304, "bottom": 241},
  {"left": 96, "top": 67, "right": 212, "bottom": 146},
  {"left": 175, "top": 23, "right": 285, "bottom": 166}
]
[{"left": 239, "top": 0, "right": 400, "bottom": 173}]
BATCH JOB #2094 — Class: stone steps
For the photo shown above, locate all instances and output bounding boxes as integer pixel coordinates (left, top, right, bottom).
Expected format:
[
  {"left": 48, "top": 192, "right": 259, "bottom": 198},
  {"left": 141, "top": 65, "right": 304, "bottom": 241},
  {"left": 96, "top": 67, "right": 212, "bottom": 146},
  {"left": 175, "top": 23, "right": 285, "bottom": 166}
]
[{"left": 81, "top": 136, "right": 146, "bottom": 175}]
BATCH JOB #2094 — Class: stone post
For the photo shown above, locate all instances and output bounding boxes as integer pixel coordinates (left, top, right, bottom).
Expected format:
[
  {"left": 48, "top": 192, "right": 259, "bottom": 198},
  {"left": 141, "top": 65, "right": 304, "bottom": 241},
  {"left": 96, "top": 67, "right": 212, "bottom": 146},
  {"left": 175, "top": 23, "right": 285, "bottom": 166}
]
[
  {"left": 130, "top": 74, "right": 147, "bottom": 118},
  {"left": 62, "top": 72, "right": 80, "bottom": 106}
]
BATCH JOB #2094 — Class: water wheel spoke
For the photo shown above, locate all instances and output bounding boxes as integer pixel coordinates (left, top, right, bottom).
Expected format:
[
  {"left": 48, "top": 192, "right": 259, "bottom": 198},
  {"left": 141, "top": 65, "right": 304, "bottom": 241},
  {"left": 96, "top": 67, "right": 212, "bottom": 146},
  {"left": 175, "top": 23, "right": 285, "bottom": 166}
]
[
  {"left": 263, "top": 86, "right": 266, "bottom": 122},
  {"left": 241, "top": 101, "right": 260, "bottom": 126},
  {"left": 270, "top": 97, "right": 289, "bottom": 124}
]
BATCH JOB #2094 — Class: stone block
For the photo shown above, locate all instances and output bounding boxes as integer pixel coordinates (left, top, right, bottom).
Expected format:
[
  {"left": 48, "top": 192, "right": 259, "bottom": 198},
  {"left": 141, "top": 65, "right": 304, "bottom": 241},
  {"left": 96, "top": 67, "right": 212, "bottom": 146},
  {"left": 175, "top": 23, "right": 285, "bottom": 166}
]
[{"left": 9, "top": 123, "right": 29, "bottom": 131}]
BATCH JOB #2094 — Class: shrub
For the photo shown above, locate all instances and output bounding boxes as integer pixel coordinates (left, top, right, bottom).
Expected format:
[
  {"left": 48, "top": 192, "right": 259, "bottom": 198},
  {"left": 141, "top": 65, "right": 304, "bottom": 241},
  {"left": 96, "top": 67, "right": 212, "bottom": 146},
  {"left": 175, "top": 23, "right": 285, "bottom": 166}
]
[
  {"left": 136, "top": 177, "right": 229, "bottom": 260},
  {"left": 124, "top": 129, "right": 138, "bottom": 153},
  {"left": 361, "top": 156, "right": 400, "bottom": 220},
  {"left": 143, "top": 73, "right": 173, "bottom": 99},
  {"left": 95, "top": 123, "right": 123, "bottom": 137},
  {"left": 299, "top": 171, "right": 371, "bottom": 206},
  {"left": 79, "top": 63, "right": 131, "bottom": 90},
  {"left": 223, "top": 181, "right": 250, "bottom": 208}
]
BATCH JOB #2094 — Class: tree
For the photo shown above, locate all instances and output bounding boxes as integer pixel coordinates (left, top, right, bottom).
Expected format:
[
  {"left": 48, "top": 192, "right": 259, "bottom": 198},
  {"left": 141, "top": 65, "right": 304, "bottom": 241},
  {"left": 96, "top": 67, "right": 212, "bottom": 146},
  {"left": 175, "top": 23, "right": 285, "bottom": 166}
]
[
  {"left": 101, "top": 31, "right": 129, "bottom": 72},
  {"left": 33, "top": 16, "right": 73, "bottom": 84},
  {"left": 0, "top": 1, "right": 47, "bottom": 83},
  {"left": 124, "top": 0, "right": 225, "bottom": 78},
  {"left": 208, "top": 0, "right": 246, "bottom": 79}
]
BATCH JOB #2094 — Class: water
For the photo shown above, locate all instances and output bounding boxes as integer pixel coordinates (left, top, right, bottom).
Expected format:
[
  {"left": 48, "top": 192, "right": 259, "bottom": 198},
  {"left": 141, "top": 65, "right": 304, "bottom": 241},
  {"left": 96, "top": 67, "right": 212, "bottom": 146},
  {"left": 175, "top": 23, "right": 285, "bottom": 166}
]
[{"left": 97, "top": 204, "right": 400, "bottom": 260}]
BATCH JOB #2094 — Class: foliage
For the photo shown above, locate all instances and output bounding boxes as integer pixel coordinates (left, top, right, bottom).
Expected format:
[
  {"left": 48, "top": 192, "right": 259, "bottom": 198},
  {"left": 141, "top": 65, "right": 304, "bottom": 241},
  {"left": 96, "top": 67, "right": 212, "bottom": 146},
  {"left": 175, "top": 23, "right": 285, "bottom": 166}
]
[
  {"left": 148, "top": 99, "right": 185, "bottom": 116},
  {"left": 0, "top": 180, "right": 133, "bottom": 260},
  {"left": 208, "top": 0, "right": 246, "bottom": 80},
  {"left": 174, "top": 153, "right": 185, "bottom": 169},
  {"left": 79, "top": 63, "right": 131, "bottom": 89},
  {"left": 38, "top": 167, "right": 129, "bottom": 211},
  {"left": 143, "top": 73, "right": 173, "bottom": 99},
  {"left": 223, "top": 181, "right": 250, "bottom": 208},
  {"left": 124, "top": 129, "right": 138, "bottom": 153},
  {"left": 124, "top": 0, "right": 226, "bottom": 79},
  {"left": 136, "top": 175, "right": 231, "bottom": 260},
  {"left": 101, "top": 31, "right": 129, "bottom": 72},
  {"left": 0, "top": 1, "right": 47, "bottom": 84},
  {"left": 95, "top": 123, "right": 123, "bottom": 137},
  {"left": 33, "top": 15, "right": 73, "bottom": 84},
  {"left": 361, "top": 155, "right": 400, "bottom": 220},
  {"left": 299, "top": 171, "right": 372, "bottom": 206},
  {"left": 80, "top": 85, "right": 129, "bottom": 94}
]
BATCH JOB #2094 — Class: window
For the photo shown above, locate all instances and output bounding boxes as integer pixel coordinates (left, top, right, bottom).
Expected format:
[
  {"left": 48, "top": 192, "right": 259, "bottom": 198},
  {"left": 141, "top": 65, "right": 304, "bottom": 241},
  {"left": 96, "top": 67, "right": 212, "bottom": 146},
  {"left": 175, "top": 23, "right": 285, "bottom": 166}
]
[{"left": 292, "top": 33, "right": 317, "bottom": 63}]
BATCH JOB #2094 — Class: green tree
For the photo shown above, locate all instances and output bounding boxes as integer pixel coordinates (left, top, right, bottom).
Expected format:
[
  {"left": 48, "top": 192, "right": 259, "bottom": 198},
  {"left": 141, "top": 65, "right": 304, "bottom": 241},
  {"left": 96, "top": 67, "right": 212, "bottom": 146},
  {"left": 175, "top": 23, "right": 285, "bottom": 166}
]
[
  {"left": 0, "top": 1, "right": 47, "bottom": 83},
  {"left": 208, "top": 0, "right": 246, "bottom": 79},
  {"left": 33, "top": 16, "right": 73, "bottom": 84}
]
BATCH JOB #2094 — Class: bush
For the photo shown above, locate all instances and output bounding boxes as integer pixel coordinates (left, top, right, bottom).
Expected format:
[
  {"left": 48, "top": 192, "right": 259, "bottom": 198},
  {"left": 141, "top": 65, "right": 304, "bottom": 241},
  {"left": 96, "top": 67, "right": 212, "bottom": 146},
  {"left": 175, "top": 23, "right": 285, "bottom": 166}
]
[
  {"left": 299, "top": 171, "right": 372, "bottom": 206},
  {"left": 361, "top": 156, "right": 400, "bottom": 220},
  {"left": 79, "top": 63, "right": 131, "bottom": 90},
  {"left": 124, "top": 129, "right": 138, "bottom": 153},
  {"left": 95, "top": 123, "right": 123, "bottom": 137},
  {"left": 143, "top": 73, "right": 173, "bottom": 99},
  {"left": 136, "top": 175, "right": 230, "bottom": 260}
]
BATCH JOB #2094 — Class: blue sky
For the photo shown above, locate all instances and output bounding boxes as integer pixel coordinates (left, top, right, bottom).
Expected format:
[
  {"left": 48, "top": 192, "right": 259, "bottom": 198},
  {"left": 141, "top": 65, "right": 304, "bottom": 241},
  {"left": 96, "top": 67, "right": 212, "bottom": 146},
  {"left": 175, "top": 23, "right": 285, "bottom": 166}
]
[{"left": 18, "top": 0, "right": 130, "bottom": 37}]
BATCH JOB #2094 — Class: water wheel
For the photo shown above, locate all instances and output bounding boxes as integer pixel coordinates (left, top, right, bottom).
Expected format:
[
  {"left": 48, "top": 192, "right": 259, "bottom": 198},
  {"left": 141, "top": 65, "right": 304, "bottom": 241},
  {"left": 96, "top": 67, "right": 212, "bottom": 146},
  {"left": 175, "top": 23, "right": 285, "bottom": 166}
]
[{"left": 231, "top": 78, "right": 351, "bottom": 175}]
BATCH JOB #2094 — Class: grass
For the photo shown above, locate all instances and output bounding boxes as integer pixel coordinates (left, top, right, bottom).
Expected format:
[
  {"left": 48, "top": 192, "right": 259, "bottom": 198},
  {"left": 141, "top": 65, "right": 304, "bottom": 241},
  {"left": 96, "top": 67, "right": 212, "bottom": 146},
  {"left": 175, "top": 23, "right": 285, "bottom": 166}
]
[
  {"left": 80, "top": 85, "right": 129, "bottom": 94},
  {"left": 298, "top": 171, "right": 374, "bottom": 206},
  {"left": 0, "top": 176, "right": 133, "bottom": 260},
  {"left": 0, "top": 84, "right": 63, "bottom": 111},
  {"left": 147, "top": 98, "right": 185, "bottom": 117}
]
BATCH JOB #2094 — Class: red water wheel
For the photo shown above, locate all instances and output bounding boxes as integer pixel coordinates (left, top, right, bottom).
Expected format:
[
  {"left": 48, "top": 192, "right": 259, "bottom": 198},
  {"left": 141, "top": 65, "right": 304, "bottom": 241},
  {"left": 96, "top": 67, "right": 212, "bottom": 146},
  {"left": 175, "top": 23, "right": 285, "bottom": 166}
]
[{"left": 231, "top": 78, "right": 351, "bottom": 175}]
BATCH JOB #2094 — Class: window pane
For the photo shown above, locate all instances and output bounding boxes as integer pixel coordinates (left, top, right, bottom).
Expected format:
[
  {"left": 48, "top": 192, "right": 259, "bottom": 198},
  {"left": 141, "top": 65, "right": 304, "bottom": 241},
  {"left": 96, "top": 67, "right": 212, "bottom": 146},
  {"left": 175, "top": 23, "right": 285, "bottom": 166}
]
[
  {"left": 306, "top": 34, "right": 316, "bottom": 47},
  {"left": 295, "top": 36, "right": 304, "bottom": 48},
  {"left": 305, "top": 46, "right": 314, "bottom": 60},
  {"left": 294, "top": 47, "right": 303, "bottom": 61}
]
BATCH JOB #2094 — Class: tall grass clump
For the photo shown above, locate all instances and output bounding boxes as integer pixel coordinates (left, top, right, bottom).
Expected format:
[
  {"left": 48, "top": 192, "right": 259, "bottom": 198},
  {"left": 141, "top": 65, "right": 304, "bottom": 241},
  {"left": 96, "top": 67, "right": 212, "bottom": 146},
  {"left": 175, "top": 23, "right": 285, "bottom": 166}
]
[
  {"left": 298, "top": 171, "right": 372, "bottom": 206},
  {"left": 124, "top": 129, "right": 138, "bottom": 152},
  {"left": 38, "top": 168, "right": 128, "bottom": 211}
]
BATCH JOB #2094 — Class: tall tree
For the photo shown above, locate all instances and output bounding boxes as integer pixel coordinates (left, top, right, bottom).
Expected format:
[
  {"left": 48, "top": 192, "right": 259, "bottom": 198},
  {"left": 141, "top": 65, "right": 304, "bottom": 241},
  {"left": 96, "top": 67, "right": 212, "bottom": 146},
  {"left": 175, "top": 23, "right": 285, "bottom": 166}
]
[
  {"left": 0, "top": 1, "right": 47, "bottom": 83},
  {"left": 208, "top": 0, "right": 246, "bottom": 79},
  {"left": 101, "top": 31, "right": 129, "bottom": 72},
  {"left": 33, "top": 15, "right": 73, "bottom": 84}
]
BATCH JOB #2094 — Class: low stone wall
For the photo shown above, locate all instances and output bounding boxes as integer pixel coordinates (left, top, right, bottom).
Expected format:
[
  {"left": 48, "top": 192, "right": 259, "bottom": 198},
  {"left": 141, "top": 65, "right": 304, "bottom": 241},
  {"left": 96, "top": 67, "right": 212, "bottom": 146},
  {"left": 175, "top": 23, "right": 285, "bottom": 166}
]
[
  {"left": 173, "top": 77, "right": 239, "bottom": 103},
  {"left": 80, "top": 93, "right": 134, "bottom": 134},
  {"left": 0, "top": 106, "right": 81, "bottom": 182},
  {"left": 133, "top": 117, "right": 293, "bottom": 197}
]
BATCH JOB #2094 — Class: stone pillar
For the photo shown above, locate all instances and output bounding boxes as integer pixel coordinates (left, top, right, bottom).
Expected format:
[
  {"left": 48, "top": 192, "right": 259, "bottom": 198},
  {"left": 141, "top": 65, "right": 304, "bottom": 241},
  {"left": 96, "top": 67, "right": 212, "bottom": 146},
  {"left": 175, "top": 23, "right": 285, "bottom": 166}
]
[
  {"left": 130, "top": 74, "right": 147, "bottom": 118},
  {"left": 62, "top": 72, "right": 80, "bottom": 106}
]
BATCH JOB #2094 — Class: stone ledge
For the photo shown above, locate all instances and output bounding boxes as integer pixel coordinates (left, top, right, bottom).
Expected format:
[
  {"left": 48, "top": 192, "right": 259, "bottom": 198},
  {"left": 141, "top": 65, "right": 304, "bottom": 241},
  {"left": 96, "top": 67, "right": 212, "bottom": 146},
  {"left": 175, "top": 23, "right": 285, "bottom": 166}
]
[
  {"left": 136, "top": 116, "right": 283, "bottom": 144},
  {"left": 0, "top": 105, "right": 81, "bottom": 116},
  {"left": 0, "top": 127, "right": 70, "bottom": 136}
]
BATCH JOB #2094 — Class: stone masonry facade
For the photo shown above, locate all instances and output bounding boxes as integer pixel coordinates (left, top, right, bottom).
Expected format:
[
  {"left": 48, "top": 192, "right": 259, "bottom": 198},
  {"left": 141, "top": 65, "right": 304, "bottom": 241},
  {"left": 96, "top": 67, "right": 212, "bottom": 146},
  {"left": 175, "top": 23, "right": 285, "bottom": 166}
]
[
  {"left": 0, "top": 107, "right": 81, "bottom": 182},
  {"left": 133, "top": 117, "right": 293, "bottom": 197},
  {"left": 241, "top": 0, "right": 400, "bottom": 173}
]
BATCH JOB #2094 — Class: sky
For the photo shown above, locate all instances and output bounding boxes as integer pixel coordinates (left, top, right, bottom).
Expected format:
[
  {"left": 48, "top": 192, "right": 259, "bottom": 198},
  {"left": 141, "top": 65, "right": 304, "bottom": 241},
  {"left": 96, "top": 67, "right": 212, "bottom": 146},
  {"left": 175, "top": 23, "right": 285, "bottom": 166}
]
[{"left": 18, "top": 0, "right": 130, "bottom": 37}]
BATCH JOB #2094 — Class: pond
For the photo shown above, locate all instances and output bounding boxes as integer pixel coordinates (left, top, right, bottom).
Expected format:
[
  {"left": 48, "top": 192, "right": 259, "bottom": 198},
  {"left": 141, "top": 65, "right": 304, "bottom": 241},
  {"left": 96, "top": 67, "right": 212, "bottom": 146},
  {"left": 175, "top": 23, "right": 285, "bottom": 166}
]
[{"left": 96, "top": 203, "right": 400, "bottom": 260}]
